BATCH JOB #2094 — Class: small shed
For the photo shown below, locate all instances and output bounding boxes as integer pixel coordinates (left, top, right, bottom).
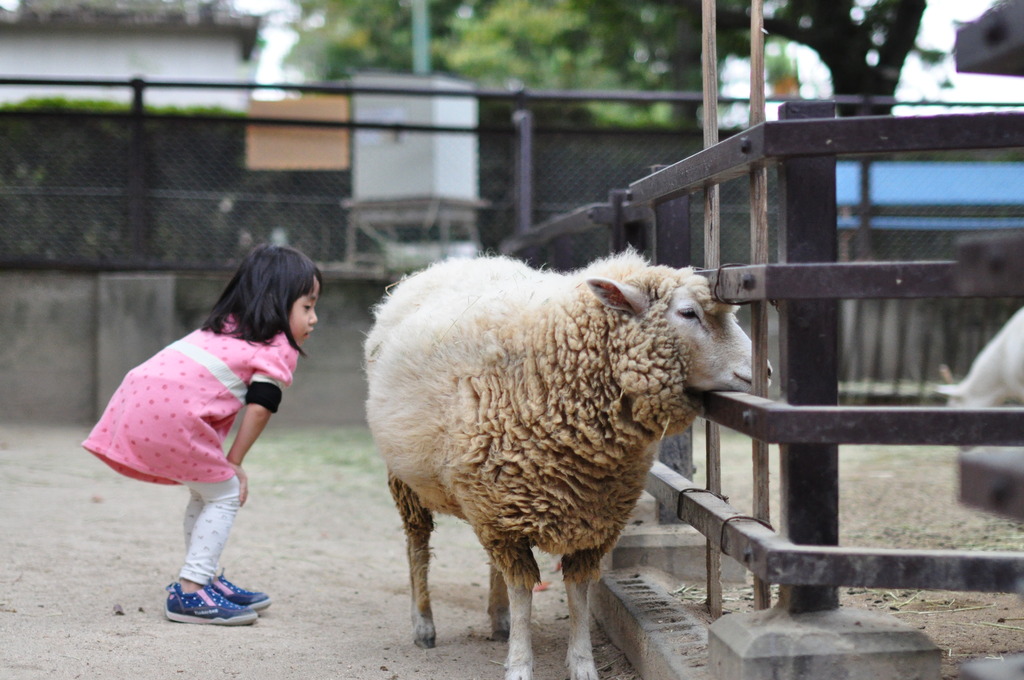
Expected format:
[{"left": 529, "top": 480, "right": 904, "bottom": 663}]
[
  {"left": 0, "top": 3, "right": 261, "bottom": 110},
  {"left": 344, "top": 71, "right": 484, "bottom": 272}
]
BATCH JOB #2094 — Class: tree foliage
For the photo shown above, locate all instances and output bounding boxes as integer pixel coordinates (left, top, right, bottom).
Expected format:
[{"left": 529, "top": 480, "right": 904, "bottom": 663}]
[
  {"left": 288, "top": 0, "right": 704, "bottom": 93},
  {"left": 286, "top": 0, "right": 933, "bottom": 121},
  {"left": 710, "top": 0, "right": 929, "bottom": 101}
]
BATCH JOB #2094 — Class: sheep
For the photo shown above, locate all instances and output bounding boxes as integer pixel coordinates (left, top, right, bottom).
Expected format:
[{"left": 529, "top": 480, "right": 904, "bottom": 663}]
[
  {"left": 363, "top": 250, "right": 755, "bottom": 680},
  {"left": 937, "top": 305, "right": 1024, "bottom": 408}
]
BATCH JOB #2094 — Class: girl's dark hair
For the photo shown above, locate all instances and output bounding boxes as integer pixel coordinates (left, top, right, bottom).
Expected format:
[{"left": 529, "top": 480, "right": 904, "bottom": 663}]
[{"left": 202, "top": 244, "right": 322, "bottom": 353}]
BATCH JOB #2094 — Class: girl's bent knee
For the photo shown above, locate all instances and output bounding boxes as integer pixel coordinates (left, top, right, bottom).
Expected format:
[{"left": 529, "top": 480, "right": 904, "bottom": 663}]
[{"left": 182, "top": 476, "right": 242, "bottom": 505}]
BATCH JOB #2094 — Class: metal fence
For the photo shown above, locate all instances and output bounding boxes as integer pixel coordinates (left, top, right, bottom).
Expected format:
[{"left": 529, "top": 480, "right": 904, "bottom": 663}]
[
  {"left": 503, "top": 101, "right": 1024, "bottom": 674},
  {"left": 1, "top": 77, "right": 1022, "bottom": 274},
  {"left": 2, "top": 78, "right": 1022, "bottom": 399}
]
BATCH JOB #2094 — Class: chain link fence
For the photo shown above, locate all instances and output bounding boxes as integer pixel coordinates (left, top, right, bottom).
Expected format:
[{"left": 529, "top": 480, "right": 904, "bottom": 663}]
[
  {"left": 2, "top": 82, "right": 1021, "bottom": 273},
  {"left": 1, "top": 81, "right": 1022, "bottom": 400}
]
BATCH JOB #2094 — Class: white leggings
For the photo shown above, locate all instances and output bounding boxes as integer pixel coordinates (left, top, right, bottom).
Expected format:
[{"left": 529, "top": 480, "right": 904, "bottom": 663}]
[{"left": 178, "top": 476, "right": 241, "bottom": 585}]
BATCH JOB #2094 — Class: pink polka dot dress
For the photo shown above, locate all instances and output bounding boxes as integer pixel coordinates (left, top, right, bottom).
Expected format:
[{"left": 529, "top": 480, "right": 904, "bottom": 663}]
[{"left": 83, "top": 328, "right": 298, "bottom": 485}]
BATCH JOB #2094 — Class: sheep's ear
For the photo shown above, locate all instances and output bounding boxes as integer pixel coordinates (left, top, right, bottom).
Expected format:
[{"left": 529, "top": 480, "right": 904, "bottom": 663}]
[{"left": 587, "top": 277, "right": 649, "bottom": 316}]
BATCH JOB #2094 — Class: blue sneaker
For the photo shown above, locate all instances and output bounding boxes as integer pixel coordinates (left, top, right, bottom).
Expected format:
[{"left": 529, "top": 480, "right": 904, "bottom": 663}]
[
  {"left": 210, "top": 573, "right": 271, "bottom": 611},
  {"left": 165, "top": 582, "right": 258, "bottom": 625}
]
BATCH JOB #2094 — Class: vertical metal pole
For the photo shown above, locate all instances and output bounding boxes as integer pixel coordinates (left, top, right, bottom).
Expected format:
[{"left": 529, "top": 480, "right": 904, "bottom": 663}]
[
  {"left": 857, "top": 157, "right": 873, "bottom": 260},
  {"left": 654, "top": 195, "right": 691, "bottom": 269},
  {"left": 128, "top": 78, "right": 147, "bottom": 262},
  {"left": 513, "top": 95, "right": 534, "bottom": 236},
  {"left": 610, "top": 189, "right": 647, "bottom": 255},
  {"left": 552, "top": 235, "right": 573, "bottom": 271},
  {"left": 748, "top": 0, "right": 772, "bottom": 612},
  {"left": 623, "top": 219, "right": 647, "bottom": 254},
  {"left": 610, "top": 188, "right": 626, "bottom": 253},
  {"left": 654, "top": 193, "right": 694, "bottom": 523},
  {"left": 512, "top": 93, "right": 536, "bottom": 264},
  {"left": 411, "top": 0, "right": 431, "bottom": 74},
  {"left": 700, "top": 0, "right": 723, "bottom": 621},
  {"left": 776, "top": 100, "right": 840, "bottom": 614}
]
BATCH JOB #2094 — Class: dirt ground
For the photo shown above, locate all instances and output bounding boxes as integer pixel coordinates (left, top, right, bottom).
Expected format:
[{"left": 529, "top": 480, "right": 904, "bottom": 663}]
[
  {"left": 2, "top": 423, "right": 1023, "bottom": 680},
  {"left": 0, "top": 424, "right": 637, "bottom": 680}
]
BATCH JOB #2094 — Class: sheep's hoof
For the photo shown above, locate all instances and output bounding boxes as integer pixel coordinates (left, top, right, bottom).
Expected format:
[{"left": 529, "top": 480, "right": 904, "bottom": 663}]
[
  {"left": 490, "top": 607, "right": 510, "bottom": 641},
  {"left": 413, "top": 615, "right": 436, "bottom": 649},
  {"left": 414, "top": 635, "right": 436, "bottom": 649},
  {"left": 504, "top": 662, "right": 533, "bottom": 680}
]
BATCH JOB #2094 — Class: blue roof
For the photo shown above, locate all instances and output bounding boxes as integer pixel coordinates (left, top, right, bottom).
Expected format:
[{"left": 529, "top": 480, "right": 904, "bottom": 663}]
[{"left": 836, "top": 161, "right": 1024, "bottom": 206}]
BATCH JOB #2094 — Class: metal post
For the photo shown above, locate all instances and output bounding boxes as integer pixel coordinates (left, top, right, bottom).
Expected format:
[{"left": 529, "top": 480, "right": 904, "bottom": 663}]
[
  {"left": 606, "top": 189, "right": 647, "bottom": 255},
  {"left": 857, "top": 157, "right": 874, "bottom": 260},
  {"left": 610, "top": 188, "right": 651, "bottom": 255},
  {"left": 552, "top": 235, "right": 573, "bottom": 271},
  {"left": 411, "top": 0, "right": 431, "bottom": 74},
  {"left": 623, "top": 219, "right": 647, "bottom": 254},
  {"left": 128, "top": 78, "right": 147, "bottom": 262},
  {"left": 610, "top": 189, "right": 625, "bottom": 253},
  {"left": 776, "top": 100, "right": 840, "bottom": 614},
  {"left": 652, "top": 192, "right": 694, "bottom": 523},
  {"left": 653, "top": 195, "right": 691, "bottom": 269},
  {"left": 513, "top": 96, "right": 534, "bottom": 236}
]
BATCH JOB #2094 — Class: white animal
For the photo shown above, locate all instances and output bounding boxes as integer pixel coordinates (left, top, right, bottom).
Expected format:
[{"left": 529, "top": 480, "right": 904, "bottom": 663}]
[
  {"left": 938, "top": 306, "right": 1024, "bottom": 408},
  {"left": 363, "top": 251, "right": 755, "bottom": 680}
]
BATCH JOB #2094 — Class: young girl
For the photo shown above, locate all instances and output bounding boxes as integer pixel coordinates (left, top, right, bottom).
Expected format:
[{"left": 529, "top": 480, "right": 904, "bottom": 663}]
[{"left": 83, "top": 244, "right": 321, "bottom": 626}]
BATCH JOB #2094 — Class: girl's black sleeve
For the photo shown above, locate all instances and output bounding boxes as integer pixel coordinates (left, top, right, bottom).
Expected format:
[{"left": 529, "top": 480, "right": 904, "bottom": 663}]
[{"left": 245, "top": 382, "right": 282, "bottom": 413}]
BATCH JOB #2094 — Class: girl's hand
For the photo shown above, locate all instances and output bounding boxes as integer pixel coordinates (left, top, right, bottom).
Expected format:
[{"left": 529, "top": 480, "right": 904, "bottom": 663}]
[
  {"left": 231, "top": 463, "right": 250, "bottom": 506},
  {"left": 225, "top": 403, "right": 272, "bottom": 508}
]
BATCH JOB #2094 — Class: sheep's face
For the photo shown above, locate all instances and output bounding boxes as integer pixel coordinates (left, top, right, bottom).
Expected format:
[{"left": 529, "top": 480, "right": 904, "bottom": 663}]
[
  {"left": 587, "top": 273, "right": 757, "bottom": 394},
  {"left": 666, "top": 286, "right": 755, "bottom": 393}
]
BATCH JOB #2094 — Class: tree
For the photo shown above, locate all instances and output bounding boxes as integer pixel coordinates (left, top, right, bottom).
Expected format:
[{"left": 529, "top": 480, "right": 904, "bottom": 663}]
[
  {"left": 572, "top": 0, "right": 931, "bottom": 112},
  {"left": 706, "top": 0, "right": 930, "bottom": 111},
  {"left": 288, "top": 0, "right": 464, "bottom": 80},
  {"left": 287, "top": 0, "right": 701, "bottom": 91},
  {"left": 287, "top": 0, "right": 933, "bottom": 119}
]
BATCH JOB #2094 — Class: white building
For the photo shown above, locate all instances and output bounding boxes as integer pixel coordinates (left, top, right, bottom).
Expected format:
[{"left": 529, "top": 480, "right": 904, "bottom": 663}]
[
  {"left": 0, "top": 3, "right": 262, "bottom": 109},
  {"left": 351, "top": 71, "right": 479, "bottom": 203}
]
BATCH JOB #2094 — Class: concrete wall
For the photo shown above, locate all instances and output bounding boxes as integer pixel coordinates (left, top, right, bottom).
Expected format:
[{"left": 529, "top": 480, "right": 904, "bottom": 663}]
[
  {"left": 0, "top": 271, "right": 382, "bottom": 427},
  {"left": 0, "top": 272, "right": 99, "bottom": 424}
]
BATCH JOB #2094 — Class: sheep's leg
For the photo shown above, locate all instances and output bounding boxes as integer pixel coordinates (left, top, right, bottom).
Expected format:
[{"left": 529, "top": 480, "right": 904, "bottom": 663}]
[
  {"left": 505, "top": 583, "right": 534, "bottom": 680},
  {"left": 564, "top": 580, "right": 598, "bottom": 680},
  {"left": 388, "top": 474, "right": 436, "bottom": 649},
  {"left": 561, "top": 549, "right": 604, "bottom": 680},
  {"left": 481, "top": 535, "right": 540, "bottom": 680},
  {"left": 488, "top": 563, "right": 511, "bottom": 641}
]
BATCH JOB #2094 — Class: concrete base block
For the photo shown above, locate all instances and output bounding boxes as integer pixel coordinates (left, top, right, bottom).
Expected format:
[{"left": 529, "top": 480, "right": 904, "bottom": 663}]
[
  {"left": 606, "top": 492, "right": 745, "bottom": 584},
  {"left": 708, "top": 606, "right": 941, "bottom": 680},
  {"left": 592, "top": 569, "right": 712, "bottom": 680},
  {"left": 610, "top": 524, "right": 747, "bottom": 584}
]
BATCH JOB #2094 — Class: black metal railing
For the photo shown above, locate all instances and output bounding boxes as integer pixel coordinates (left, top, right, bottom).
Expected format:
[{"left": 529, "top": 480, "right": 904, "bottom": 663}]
[
  {"left": 2, "top": 77, "right": 1022, "bottom": 399},
  {"left": 502, "top": 103, "right": 1024, "bottom": 617}
]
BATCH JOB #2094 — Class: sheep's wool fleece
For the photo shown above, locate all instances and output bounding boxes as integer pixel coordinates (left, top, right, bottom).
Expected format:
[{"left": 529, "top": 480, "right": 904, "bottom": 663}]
[{"left": 364, "top": 251, "right": 714, "bottom": 563}]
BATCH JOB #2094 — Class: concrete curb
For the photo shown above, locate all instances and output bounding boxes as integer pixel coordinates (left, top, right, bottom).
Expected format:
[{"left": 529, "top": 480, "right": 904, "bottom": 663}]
[{"left": 592, "top": 569, "right": 713, "bottom": 680}]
